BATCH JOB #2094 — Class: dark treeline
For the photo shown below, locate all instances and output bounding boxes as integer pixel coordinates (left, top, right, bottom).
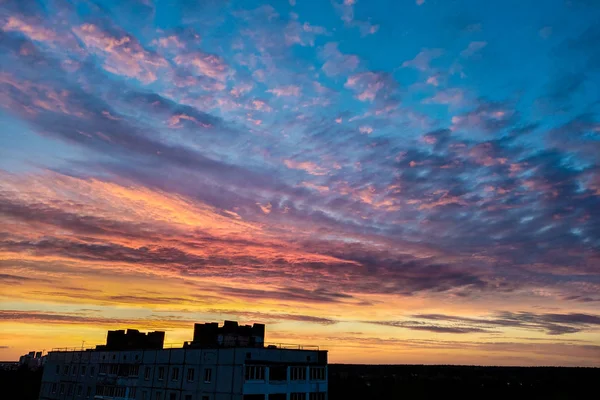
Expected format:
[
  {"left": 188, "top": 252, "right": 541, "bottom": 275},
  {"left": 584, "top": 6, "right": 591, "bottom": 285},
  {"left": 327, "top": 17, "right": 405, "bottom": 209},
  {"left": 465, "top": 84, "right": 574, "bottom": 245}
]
[{"left": 329, "top": 364, "right": 600, "bottom": 399}]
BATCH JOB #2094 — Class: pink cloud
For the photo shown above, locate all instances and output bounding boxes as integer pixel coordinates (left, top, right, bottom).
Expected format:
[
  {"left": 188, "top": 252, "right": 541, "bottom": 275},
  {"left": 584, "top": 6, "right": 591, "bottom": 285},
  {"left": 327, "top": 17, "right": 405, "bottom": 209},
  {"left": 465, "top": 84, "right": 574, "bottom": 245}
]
[
  {"left": 423, "top": 88, "right": 466, "bottom": 106},
  {"left": 284, "top": 159, "right": 328, "bottom": 175},
  {"left": 167, "top": 114, "right": 212, "bottom": 128},
  {"left": 73, "top": 24, "right": 168, "bottom": 84},
  {"left": 345, "top": 72, "right": 390, "bottom": 102},
  {"left": 153, "top": 35, "right": 186, "bottom": 49},
  {"left": 268, "top": 85, "right": 301, "bottom": 97},
  {"left": 301, "top": 182, "right": 330, "bottom": 193},
  {"left": 250, "top": 99, "right": 272, "bottom": 112},
  {"left": 416, "top": 0, "right": 425, "bottom": 5},
  {"left": 284, "top": 20, "right": 329, "bottom": 47},
  {"left": 256, "top": 202, "right": 272, "bottom": 214},
  {"left": 3, "top": 16, "right": 57, "bottom": 43},
  {"left": 359, "top": 125, "right": 374, "bottom": 134},
  {"left": 174, "top": 52, "right": 230, "bottom": 82},
  {"left": 321, "top": 43, "right": 360, "bottom": 77}
]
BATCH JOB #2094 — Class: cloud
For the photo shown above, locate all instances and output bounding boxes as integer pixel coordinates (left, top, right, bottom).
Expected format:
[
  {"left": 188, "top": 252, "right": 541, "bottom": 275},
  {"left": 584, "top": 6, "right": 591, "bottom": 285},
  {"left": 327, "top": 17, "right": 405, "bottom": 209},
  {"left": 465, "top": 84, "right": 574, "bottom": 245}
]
[
  {"left": 268, "top": 85, "right": 301, "bottom": 97},
  {"left": 345, "top": 71, "right": 396, "bottom": 102},
  {"left": 460, "top": 41, "right": 487, "bottom": 58},
  {"left": 365, "top": 320, "right": 491, "bottom": 334},
  {"left": 321, "top": 42, "right": 360, "bottom": 77},
  {"left": 73, "top": 23, "right": 168, "bottom": 83},
  {"left": 284, "top": 159, "right": 328, "bottom": 175},
  {"left": 173, "top": 51, "right": 230, "bottom": 82},
  {"left": 402, "top": 48, "right": 444, "bottom": 71},
  {"left": 2, "top": 16, "right": 57, "bottom": 43}
]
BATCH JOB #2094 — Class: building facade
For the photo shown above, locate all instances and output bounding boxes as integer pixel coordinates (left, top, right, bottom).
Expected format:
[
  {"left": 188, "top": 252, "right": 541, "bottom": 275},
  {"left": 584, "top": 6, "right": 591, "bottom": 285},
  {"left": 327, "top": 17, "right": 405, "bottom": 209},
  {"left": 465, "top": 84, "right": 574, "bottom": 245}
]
[{"left": 38, "top": 322, "right": 327, "bottom": 400}]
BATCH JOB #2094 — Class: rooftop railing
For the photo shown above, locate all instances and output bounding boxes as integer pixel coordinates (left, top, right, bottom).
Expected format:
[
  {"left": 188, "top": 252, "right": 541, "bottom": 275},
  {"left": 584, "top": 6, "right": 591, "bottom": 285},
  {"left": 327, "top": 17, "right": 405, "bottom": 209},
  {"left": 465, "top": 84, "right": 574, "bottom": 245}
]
[{"left": 51, "top": 342, "right": 321, "bottom": 352}]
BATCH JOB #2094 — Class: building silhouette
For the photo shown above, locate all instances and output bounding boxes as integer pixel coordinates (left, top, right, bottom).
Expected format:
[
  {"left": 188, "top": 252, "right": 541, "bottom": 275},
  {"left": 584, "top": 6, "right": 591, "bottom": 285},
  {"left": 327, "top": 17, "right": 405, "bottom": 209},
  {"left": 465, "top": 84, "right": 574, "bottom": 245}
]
[{"left": 38, "top": 321, "right": 327, "bottom": 400}]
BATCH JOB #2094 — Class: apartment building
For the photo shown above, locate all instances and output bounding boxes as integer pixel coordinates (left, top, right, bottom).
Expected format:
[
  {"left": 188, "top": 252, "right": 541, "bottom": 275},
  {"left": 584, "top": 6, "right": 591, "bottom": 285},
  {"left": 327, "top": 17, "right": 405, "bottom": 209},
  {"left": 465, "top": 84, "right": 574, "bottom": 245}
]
[{"left": 38, "top": 321, "right": 327, "bottom": 400}]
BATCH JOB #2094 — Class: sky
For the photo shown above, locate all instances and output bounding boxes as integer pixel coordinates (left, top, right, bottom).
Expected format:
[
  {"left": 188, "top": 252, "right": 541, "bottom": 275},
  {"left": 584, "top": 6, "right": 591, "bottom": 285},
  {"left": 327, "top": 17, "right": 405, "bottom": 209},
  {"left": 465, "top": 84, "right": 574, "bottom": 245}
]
[{"left": 0, "top": 0, "right": 599, "bottom": 366}]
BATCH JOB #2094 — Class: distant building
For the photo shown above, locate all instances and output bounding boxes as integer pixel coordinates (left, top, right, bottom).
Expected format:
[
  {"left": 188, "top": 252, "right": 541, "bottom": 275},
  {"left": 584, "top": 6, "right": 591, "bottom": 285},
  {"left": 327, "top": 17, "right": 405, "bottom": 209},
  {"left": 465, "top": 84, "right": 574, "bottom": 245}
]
[
  {"left": 39, "top": 321, "right": 327, "bottom": 400},
  {"left": 19, "top": 350, "right": 47, "bottom": 370}
]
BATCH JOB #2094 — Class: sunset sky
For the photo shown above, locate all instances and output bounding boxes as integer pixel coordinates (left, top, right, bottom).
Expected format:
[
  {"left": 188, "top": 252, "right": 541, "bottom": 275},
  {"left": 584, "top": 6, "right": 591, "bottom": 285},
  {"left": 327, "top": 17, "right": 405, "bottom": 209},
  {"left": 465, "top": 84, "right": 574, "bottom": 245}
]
[{"left": 1, "top": 0, "right": 599, "bottom": 366}]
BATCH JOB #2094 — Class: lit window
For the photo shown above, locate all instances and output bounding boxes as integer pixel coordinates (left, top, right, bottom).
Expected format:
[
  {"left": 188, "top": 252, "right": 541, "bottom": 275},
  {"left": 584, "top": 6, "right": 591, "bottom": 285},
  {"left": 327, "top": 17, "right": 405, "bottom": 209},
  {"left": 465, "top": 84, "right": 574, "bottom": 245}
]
[
  {"left": 187, "top": 368, "right": 195, "bottom": 382},
  {"left": 204, "top": 368, "right": 212, "bottom": 383}
]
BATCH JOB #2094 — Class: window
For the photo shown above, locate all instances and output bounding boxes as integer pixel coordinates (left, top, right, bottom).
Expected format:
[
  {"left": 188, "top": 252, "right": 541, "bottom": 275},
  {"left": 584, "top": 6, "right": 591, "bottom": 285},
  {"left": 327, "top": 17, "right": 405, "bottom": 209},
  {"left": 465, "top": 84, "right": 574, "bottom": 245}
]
[
  {"left": 269, "top": 395, "right": 286, "bottom": 400},
  {"left": 55, "top": 365, "right": 60, "bottom": 374},
  {"left": 90, "top": 366, "right": 95, "bottom": 376},
  {"left": 310, "top": 367, "right": 326, "bottom": 381},
  {"left": 291, "top": 394, "right": 306, "bottom": 400},
  {"left": 51, "top": 383, "right": 57, "bottom": 394},
  {"left": 110, "top": 364, "right": 119, "bottom": 375},
  {"left": 204, "top": 368, "right": 212, "bottom": 383},
  {"left": 185, "top": 396, "right": 192, "bottom": 400},
  {"left": 156, "top": 392, "right": 162, "bottom": 400},
  {"left": 142, "top": 391, "right": 147, "bottom": 400},
  {"left": 169, "top": 393, "right": 177, "bottom": 400},
  {"left": 60, "top": 384, "right": 65, "bottom": 394},
  {"left": 86, "top": 387, "right": 91, "bottom": 398},
  {"left": 115, "top": 387, "right": 126, "bottom": 397},
  {"left": 145, "top": 366, "right": 152, "bottom": 380},
  {"left": 202, "top": 397, "right": 209, "bottom": 400},
  {"left": 290, "top": 367, "right": 306, "bottom": 381},
  {"left": 81, "top": 365, "right": 86, "bottom": 375},
  {"left": 112, "top": 354, "right": 116, "bottom": 360},
  {"left": 244, "top": 366, "right": 265, "bottom": 381},
  {"left": 129, "top": 388, "right": 137, "bottom": 398},
  {"left": 99, "top": 364, "right": 108, "bottom": 375},
  {"left": 171, "top": 367, "right": 179, "bottom": 381},
  {"left": 73, "top": 366, "right": 78, "bottom": 375},
  {"left": 309, "top": 394, "right": 325, "bottom": 400},
  {"left": 187, "top": 368, "right": 195, "bottom": 382},
  {"left": 158, "top": 366, "right": 165, "bottom": 380},
  {"left": 64, "top": 365, "right": 70, "bottom": 375},
  {"left": 68, "top": 384, "right": 73, "bottom": 395},
  {"left": 78, "top": 385, "right": 82, "bottom": 396},
  {"left": 269, "top": 365, "right": 286, "bottom": 381},
  {"left": 130, "top": 365, "right": 140, "bottom": 376}
]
